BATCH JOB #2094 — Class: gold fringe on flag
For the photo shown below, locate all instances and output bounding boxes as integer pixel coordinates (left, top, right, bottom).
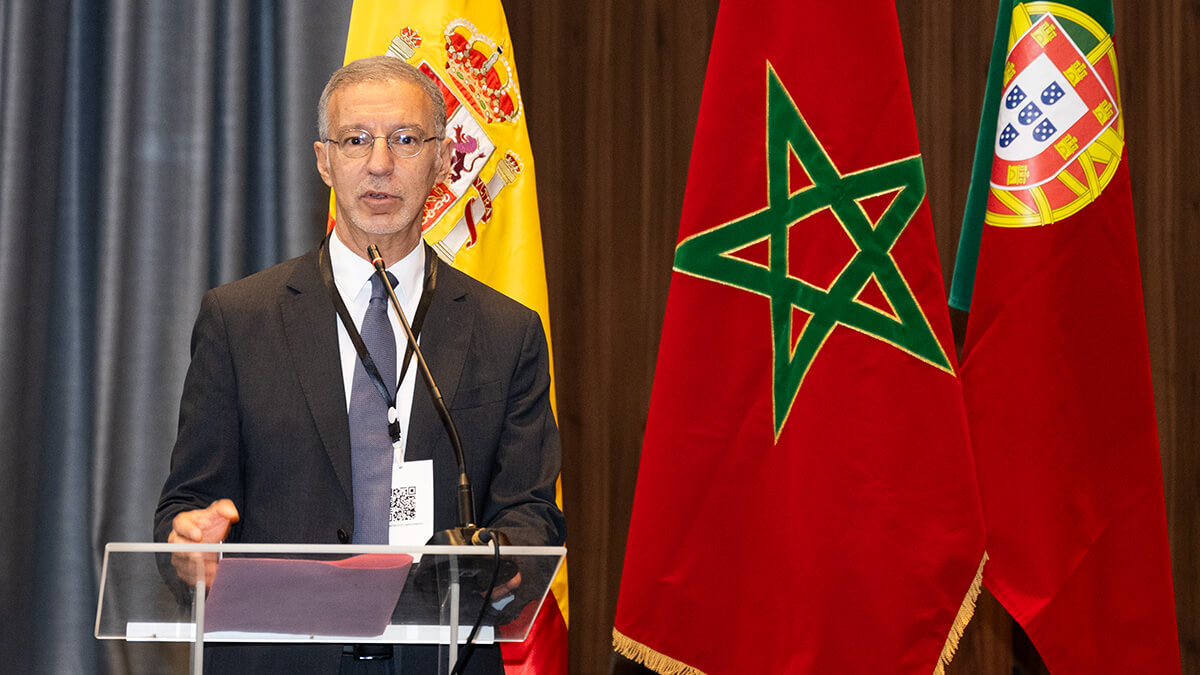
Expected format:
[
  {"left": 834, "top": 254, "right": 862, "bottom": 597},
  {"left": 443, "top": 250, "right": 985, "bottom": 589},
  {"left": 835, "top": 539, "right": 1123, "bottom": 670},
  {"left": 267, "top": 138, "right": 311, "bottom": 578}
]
[
  {"left": 933, "top": 552, "right": 989, "bottom": 675},
  {"left": 613, "top": 627, "right": 708, "bottom": 675}
]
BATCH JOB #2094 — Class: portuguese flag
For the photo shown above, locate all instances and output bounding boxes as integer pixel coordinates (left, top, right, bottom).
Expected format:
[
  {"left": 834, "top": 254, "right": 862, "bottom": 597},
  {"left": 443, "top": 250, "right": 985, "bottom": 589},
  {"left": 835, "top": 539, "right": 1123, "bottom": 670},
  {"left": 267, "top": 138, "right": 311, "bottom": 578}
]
[
  {"left": 613, "top": 1, "right": 985, "bottom": 672},
  {"left": 949, "top": 1, "right": 1181, "bottom": 672},
  {"left": 339, "top": 2, "right": 568, "bottom": 672}
]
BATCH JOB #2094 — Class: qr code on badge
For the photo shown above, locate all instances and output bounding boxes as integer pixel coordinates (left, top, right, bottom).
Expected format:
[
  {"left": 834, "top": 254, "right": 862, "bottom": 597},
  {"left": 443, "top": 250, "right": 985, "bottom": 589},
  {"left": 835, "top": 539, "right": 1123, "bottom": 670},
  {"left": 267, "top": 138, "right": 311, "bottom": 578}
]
[{"left": 390, "top": 485, "right": 417, "bottom": 523}]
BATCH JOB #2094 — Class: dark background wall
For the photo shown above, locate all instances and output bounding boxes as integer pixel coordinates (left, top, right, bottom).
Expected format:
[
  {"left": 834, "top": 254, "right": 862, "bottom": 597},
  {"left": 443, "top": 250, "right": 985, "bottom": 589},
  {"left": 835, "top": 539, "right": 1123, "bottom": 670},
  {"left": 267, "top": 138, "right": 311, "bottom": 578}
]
[{"left": 504, "top": 1, "right": 1198, "bottom": 673}]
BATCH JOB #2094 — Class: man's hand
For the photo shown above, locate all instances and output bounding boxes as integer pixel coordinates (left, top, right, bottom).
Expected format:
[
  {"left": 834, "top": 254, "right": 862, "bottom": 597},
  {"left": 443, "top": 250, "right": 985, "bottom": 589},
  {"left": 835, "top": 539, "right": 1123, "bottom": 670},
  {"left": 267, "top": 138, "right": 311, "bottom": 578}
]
[
  {"left": 168, "top": 499, "right": 240, "bottom": 586},
  {"left": 169, "top": 498, "right": 240, "bottom": 544},
  {"left": 488, "top": 571, "right": 521, "bottom": 602}
]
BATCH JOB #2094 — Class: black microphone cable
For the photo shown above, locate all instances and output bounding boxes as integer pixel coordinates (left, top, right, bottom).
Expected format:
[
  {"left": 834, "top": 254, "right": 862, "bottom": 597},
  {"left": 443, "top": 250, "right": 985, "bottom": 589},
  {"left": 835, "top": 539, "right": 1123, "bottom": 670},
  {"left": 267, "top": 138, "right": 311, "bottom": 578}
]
[{"left": 450, "top": 532, "right": 503, "bottom": 675}]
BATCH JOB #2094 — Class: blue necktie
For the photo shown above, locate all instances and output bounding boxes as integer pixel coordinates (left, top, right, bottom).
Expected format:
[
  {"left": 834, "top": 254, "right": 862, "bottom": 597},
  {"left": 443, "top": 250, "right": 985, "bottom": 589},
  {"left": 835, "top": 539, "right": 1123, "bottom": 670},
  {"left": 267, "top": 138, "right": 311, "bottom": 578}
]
[{"left": 348, "top": 272, "right": 397, "bottom": 544}]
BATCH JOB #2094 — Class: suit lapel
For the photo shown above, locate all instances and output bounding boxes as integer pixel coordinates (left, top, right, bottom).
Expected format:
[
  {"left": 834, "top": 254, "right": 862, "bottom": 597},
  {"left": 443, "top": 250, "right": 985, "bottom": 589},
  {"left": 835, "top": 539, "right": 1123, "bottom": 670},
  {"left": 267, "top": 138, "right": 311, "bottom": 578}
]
[
  {"left": 279, "top": 243, "right": 354, "bottom": 505},
  {"left": 406, "top": 251, "right": 474, "bottom": 462}
]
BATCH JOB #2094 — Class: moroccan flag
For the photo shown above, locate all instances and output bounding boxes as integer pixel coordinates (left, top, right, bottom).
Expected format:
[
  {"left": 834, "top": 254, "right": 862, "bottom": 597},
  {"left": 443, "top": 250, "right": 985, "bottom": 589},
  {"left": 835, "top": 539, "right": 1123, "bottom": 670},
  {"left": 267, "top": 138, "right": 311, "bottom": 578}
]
[
  {"left": 340, "top": 2, "right": 568, "bottom": 672},
  {"left": 948, "top": 2, "right": 1181, "bottom": 672},
  {"left": 613, "top": 1, "right": 986, "bottom": 672}
]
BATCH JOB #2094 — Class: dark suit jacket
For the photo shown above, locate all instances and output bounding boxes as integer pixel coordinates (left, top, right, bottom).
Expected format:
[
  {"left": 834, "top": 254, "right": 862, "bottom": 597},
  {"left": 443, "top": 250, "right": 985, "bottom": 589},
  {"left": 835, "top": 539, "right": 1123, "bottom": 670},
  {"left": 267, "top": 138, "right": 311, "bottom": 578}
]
[{"left": 155, "top": 241, "right": 565, "bottom": 673}]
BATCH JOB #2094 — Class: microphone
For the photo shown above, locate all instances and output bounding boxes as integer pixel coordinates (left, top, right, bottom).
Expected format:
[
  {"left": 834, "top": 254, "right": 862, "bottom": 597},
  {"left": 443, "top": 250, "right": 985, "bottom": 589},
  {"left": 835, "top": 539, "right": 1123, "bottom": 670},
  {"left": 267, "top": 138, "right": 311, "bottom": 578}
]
[
  {"left": 369, "top": 245, "right": 519, "bottom": 675},
  {"left": 366, "top": 244, "right": 506, "bottom": 547}
]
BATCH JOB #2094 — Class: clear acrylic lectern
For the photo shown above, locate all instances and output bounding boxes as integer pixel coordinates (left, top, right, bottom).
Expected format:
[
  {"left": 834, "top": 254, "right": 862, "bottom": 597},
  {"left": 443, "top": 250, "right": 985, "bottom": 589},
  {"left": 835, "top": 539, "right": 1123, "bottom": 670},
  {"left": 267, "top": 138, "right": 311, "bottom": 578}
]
[{"left": 95, "top": 542, "right": 565, "bottom": 674}]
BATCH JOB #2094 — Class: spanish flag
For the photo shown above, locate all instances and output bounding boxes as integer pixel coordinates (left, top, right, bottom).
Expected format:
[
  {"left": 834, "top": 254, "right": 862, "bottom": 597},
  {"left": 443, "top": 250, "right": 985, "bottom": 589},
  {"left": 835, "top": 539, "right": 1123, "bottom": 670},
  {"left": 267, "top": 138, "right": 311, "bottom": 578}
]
[{"left": 340, "top": 1, "right": 567, "bottom": 672}]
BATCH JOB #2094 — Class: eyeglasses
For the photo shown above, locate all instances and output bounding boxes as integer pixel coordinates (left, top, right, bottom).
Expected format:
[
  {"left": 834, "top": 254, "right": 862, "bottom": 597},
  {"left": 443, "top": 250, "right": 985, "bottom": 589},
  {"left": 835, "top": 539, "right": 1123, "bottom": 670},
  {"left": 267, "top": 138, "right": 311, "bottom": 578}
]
[{"left": 323, "top": 128, "right": 441, "bottom": 159}]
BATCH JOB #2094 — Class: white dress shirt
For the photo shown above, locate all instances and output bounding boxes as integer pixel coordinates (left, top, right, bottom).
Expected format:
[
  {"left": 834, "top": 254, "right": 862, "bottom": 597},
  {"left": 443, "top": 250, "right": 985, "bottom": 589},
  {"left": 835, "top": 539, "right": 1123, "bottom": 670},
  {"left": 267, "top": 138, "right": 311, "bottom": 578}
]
[{"left": 328, "top": 231, "right": 424, "bottom": 462}]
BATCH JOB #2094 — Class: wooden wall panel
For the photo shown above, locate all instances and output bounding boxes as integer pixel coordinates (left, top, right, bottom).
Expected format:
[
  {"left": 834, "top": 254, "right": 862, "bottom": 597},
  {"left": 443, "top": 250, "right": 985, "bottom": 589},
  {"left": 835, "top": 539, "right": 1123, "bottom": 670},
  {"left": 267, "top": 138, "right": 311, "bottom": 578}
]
[
  {"left": 509, "top": 2, "right": 721, "bottom": 672},
  {"left": 1117, "top": 0, "right": 1200, "bottom": 670},
  {"left": 897, "top": 0, "right": 995, "bottom": 292},
  {"left": 508, "top": 1, "right": 1198, "bottom": 672}
]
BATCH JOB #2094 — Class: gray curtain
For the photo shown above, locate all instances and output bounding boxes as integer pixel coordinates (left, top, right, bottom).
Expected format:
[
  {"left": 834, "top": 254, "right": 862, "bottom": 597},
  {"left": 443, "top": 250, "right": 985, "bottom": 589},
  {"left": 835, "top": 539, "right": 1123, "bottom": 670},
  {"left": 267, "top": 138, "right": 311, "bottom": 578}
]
[{"left": 0, "top": 1, "right": 353, "bottom": 672}]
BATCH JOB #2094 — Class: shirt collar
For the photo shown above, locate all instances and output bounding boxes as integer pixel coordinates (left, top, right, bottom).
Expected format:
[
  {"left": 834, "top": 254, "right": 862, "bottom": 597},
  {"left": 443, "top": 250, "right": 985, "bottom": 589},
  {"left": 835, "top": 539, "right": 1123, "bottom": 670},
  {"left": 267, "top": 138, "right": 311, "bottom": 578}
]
[{"left": 328, "top": 230, "right": 425, "bottom": 306}]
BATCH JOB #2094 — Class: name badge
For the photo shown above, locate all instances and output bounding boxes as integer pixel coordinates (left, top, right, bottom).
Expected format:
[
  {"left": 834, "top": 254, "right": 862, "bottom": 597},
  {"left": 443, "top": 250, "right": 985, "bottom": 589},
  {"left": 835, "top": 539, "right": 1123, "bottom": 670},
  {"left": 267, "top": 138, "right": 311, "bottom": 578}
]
[{"left": 387, "top": 458, "right": 434, "bottom": 546}]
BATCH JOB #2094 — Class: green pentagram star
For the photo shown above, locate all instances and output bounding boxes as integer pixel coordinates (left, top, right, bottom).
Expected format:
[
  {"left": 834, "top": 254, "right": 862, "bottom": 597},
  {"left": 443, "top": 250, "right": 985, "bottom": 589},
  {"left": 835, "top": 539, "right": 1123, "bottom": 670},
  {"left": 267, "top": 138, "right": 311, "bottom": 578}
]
[{"left": 674, "top": 64, "right": 952, "bottom": 436}]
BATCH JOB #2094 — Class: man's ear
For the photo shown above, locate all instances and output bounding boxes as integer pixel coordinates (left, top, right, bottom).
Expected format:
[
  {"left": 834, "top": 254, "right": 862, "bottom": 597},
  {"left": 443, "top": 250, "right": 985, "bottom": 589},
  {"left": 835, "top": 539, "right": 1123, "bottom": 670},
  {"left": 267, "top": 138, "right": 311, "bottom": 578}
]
[
  {"left": 313, "top": 140, "right": 333, "bottom": 187},
  {"left": 435, "top": 135, "right": 454, "bottom": 184}
]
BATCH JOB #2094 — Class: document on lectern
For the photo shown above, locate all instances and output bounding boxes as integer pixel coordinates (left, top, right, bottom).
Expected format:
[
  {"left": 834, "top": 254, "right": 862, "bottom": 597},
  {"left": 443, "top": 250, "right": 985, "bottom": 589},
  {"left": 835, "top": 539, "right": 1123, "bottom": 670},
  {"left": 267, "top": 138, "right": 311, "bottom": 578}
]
[{"left": 204, "top": 553, "right": 413, "bottom": 638}]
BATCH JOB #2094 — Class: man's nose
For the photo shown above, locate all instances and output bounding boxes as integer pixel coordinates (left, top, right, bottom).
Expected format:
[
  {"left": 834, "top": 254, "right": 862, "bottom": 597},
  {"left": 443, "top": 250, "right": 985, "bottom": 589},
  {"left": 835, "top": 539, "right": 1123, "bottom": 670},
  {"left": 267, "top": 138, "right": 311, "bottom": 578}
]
[{"left": 365, "top": 136, "right": 395, "bottom": 174}]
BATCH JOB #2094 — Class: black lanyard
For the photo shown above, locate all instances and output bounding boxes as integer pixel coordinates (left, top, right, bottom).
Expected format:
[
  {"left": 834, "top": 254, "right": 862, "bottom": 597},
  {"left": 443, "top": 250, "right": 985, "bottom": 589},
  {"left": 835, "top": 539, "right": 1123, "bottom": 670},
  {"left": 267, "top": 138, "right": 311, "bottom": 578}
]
[{"left": 318, "top": 236, "right": 438, "bottom": 443}]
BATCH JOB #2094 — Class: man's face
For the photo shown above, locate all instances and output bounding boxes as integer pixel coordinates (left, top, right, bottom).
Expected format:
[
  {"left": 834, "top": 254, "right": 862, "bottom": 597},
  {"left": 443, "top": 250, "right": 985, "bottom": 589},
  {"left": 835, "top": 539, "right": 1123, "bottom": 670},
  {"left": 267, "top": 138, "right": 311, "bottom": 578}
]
[{"left": 314, "top": 79, "right": 452, "bottom": 253}]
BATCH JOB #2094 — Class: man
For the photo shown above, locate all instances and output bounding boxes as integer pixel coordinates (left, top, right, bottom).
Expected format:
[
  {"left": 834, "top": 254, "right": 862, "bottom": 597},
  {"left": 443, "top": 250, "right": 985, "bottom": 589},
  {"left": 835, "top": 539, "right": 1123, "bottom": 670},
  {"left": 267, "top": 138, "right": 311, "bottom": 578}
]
[{"left": 155, "top": 55, "right": 565, "bottom": 673}]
